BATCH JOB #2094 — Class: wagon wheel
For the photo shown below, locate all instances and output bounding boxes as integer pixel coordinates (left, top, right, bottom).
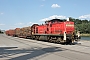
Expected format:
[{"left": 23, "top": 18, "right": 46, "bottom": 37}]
[{"left": 37, "top": 36, "right": 40, "bottom": 40}]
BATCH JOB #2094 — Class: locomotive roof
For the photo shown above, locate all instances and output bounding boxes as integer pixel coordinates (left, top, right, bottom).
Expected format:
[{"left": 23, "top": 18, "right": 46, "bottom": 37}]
[{"left": 45, "top": 19, "right": 66, "bottom": 22}]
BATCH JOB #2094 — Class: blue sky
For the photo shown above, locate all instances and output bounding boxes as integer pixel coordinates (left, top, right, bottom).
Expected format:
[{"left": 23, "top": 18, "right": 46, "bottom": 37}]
[{"left": 0, "top": 0, "right": 90, "bottom": 30}]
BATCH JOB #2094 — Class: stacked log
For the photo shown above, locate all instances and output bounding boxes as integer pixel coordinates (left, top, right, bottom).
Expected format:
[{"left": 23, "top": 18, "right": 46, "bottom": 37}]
[
  {"left": 15, "top": 28, "right": 20, "bottom": 37},
  {"left": 18, "top": 26, "right": 32, "bottom": 38},
  {"left": 8, "top": 29, "right": 15, "bottom": 36}
]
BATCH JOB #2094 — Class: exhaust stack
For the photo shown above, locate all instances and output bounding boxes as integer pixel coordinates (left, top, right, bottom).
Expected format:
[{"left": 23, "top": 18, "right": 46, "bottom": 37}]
[{"left": 67, "top": 18, "right": 69, "bottom": 21}]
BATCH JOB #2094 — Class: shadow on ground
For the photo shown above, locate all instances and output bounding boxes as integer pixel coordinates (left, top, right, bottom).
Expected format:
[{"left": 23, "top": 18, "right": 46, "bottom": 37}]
[{"left": 0, "top": 46, "right": 65, "bottom": 60}]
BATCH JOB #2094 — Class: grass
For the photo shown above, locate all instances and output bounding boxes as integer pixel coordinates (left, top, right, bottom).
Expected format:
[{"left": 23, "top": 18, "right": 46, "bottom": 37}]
[{"left": 80, "top": 34, "right": 90, "bottom": 37}]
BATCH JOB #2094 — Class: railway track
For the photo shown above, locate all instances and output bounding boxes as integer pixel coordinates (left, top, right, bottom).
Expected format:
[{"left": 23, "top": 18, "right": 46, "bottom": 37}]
[{"left": 2, "top": 34, "right": 90, "bottom": 56}]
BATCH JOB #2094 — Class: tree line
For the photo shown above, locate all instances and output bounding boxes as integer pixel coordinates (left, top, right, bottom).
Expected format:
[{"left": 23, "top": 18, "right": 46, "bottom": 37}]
[
  {"left": 0, "top": 30, "right": 4, "bottom": 34},
  {"left": 0, "top": 17, "right": 90, "bottom": 34},
  {"left": 69, "top": 17, "right": 90, "bottom": 34}
]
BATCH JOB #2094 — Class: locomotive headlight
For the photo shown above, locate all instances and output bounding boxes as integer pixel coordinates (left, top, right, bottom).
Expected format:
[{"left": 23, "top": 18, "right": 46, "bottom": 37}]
[{"left": 66, "top": 24, "right": 74, "bottom": 27}]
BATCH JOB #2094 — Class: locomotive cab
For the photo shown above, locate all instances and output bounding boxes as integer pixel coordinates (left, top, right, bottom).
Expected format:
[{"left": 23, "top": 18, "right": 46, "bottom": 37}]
[{"left": 45, "top": 19, "right": 66, "bottom": 24}]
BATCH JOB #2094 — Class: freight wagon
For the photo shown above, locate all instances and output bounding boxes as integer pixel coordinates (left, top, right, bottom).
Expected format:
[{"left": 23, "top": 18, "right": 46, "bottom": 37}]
[
  {"left": 5, "top": 18, "right": 80, "bottom": 44},
  {"left": 14, "top": 28, "right": 20, "bottom": 37},
  {"left": 18, "top": 26, "right": 32, "bottom": 38},
  {"left": 5, "top": 29, "right": 15, "bottom": 36}
]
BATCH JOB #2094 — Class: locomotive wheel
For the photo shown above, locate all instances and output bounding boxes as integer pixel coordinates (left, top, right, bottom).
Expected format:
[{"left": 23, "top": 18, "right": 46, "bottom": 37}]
[
  {"left": 49, "top": 37, "right": 53, "bottom": 43},
  {"left": 49, "top": 37, "right": 56, "bottom": 43},
  {"left": 57, "top": 37, "right": 63, "bottom": 43},
  {"left": 47, "top": 36, "right": 50, "bottom": 42},
  {"left": 49, "top": 39, "right": 52, "bottom": 43}
]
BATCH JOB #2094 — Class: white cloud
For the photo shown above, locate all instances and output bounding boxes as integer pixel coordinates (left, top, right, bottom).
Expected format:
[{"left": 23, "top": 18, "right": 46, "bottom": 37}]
[
  {"left": 31, "top": 22, "right": 38, "bottom": 24},
  {"left": 0, "top": 13, "right": 4, "bottom": 15},
  {"left": 14, "top": 22, "right": 38, "bottom": 28},
  {"left": 40, "top": 15, "right": 67, "bottom": 21},
  {"left": 40, "top": 18, "right": 49, "bottom": 21},
  {"left": 26, "top": 22, "right": 33, "bottom": 26},
  {"left": 40, "top": 5, "right": 44, "bottom": 7},
  {"left": 79, "top": 14, "right": 90, "bottom": 19},
  {"left": 14, "top": 22, "right": 24, "bottom": 25},
  {"left": 51, "top": 4, "right": 60, "bottom": 8},
  {"left": 27, "top": 22, "right": 32, "bottom": 24},
  {"left": 0, "top": 23, "right": 5, "bottom": 26},
  {"left": 27, "top": 22, "right": 38, "bottom": 25},
  {"left": 21, "top": 22, "right": 38, "bottom": 27},
  {"left": 9, "top": 26, "right": 17, "bottom": 29},
  {"left": 42, "top": 0, "right": 45, "bottom": 1}
]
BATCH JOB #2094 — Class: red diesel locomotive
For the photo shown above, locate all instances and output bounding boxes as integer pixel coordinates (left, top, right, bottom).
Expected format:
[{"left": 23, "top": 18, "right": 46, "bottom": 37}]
[{"left": 5, "top": 18, "right": 80, "bottom": 44}]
